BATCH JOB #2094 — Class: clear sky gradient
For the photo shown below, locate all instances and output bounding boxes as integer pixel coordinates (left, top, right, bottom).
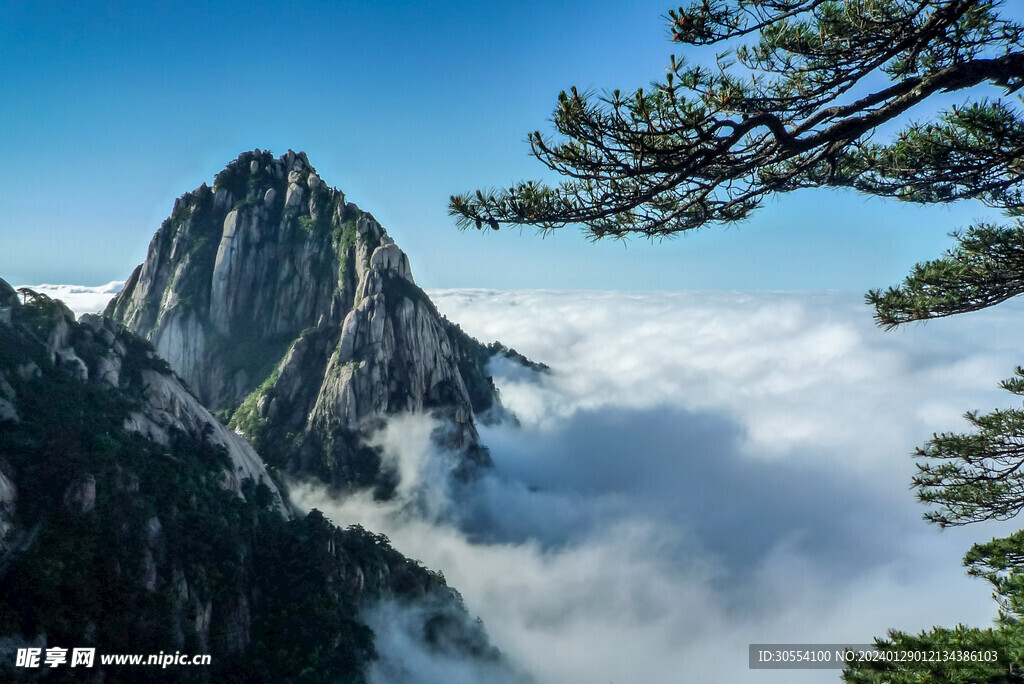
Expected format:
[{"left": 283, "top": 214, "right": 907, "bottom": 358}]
[{"left": 0, "top": 0, "right": 1010, "bottom": 291}]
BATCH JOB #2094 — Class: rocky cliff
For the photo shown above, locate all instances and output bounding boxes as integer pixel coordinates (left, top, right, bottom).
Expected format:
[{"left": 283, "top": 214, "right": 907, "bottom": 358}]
[
  {"left": 0, "top": 278, "right": 504, "bottom": 682},
  {"left": 107, "top": 150, "right": 515, "bottom": 489}
]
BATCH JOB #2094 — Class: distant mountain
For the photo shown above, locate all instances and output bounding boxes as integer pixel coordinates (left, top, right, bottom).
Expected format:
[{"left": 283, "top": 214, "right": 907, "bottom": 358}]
[
  {"left": 106, "top": 150, "right": 532, "bottom": 491},
  {"left": 0, "top": 277, "right": 503, "bottom": 682}
]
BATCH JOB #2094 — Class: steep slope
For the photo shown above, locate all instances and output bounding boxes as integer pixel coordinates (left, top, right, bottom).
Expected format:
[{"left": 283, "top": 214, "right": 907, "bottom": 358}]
[
  {"left": 0, "top": 280, "right": 503, "bottom": 682},
  {"left": 107, "top": 150, "right": 515, "bottom": 489}
]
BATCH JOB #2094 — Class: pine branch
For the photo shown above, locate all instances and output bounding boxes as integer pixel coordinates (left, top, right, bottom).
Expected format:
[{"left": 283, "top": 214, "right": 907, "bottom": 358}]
[
  {"left": 451, "top": 1, "right": 1024, "bottom": 238},
  {"left": 912, "top": 367, "right": 1024, "bottom": 527},
  {"left": 867, "top": 223, "right": 1024, "bottom": 328}
]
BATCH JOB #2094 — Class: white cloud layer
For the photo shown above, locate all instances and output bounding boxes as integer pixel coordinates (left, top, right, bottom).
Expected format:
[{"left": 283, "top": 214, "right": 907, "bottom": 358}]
[
  {"left": 16, "top": 281, "right": 123, "bottom": 317},
  {"left": 291, "top": 289, "right": 1024, "bottom": 683},
  {"left": 28, "top": 284, "right": 1024, "bottom": 681},
  {"left": 435, "top": 289, "right": 1023, "bottom": 473}
]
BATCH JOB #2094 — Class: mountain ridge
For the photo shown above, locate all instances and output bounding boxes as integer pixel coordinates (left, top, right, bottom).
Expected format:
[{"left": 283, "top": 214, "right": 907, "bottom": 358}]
[
  {"left": 107, "top": 149, "right": 528, "bottom": 490},
  {"left": 0, "top": 278, "right": 507, "bottom": 681}
]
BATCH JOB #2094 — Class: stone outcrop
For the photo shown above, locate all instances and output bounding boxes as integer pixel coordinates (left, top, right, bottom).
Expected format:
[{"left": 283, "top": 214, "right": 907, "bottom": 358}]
[
  {"left": 5, "top": 285, "right": 286, "bottom": 512},
  {"left": 107, "top": 150, "right": 521, "bottom": 489},
  {"left": 0, "top": 280, "right": 16, "bottom": 303}
]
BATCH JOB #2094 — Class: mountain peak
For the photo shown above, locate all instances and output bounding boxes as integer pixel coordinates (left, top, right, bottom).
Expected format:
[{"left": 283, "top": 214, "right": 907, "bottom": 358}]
[{"left": 107, "top": 150, "right": 506, "bottom": 490}]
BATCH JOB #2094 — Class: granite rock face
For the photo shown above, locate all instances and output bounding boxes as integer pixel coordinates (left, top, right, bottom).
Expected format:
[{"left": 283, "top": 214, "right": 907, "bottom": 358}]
[
  {"left": 0, "top": 277, "right": 507, "bottom": 681},
  {"left": 107, "top": 150, "right": 513, "bottom": 489},
  {"left": 3, "top": 286, "right": 286, "bottom": 512}
]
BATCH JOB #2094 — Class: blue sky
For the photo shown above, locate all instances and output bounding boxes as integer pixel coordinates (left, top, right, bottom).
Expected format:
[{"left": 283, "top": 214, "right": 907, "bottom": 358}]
[{"left": 0, "top": 0, "right": 1010, "bottom": 291}]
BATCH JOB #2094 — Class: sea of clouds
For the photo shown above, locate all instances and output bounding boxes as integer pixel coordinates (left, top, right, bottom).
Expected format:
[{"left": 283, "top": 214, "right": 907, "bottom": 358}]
[
  {"left": 34, "top": 284, "right": 1024, "bottom": 683},
  {"left": 297, "top": 289, "right": 1024, "bottom": 684},
  {"left": 15, "top": 282, "right": 124, "bottom": 316}
]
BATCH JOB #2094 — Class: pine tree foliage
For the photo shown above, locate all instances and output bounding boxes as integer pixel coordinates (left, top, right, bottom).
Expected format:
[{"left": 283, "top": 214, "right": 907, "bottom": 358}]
[
  {"left": 451, "top": 0, "right": 1024, "bottom": 241},
  {"left": 868, "top": 223, "right": 1024, "bottom": 327},
  {"left": 912, "top": 367, "right": 1024, "bottom": 527},
  {"left": 841, "top": 624, "right": 1024, "bottom": 683},
  {"left": 965, "top": 529, "right": 1024, "bottom": 625}
]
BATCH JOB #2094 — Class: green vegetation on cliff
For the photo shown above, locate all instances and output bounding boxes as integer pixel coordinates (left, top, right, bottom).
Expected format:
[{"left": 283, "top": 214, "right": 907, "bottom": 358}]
[{"left": 0, "top": 284, "right": 502, "bottom": 682}]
